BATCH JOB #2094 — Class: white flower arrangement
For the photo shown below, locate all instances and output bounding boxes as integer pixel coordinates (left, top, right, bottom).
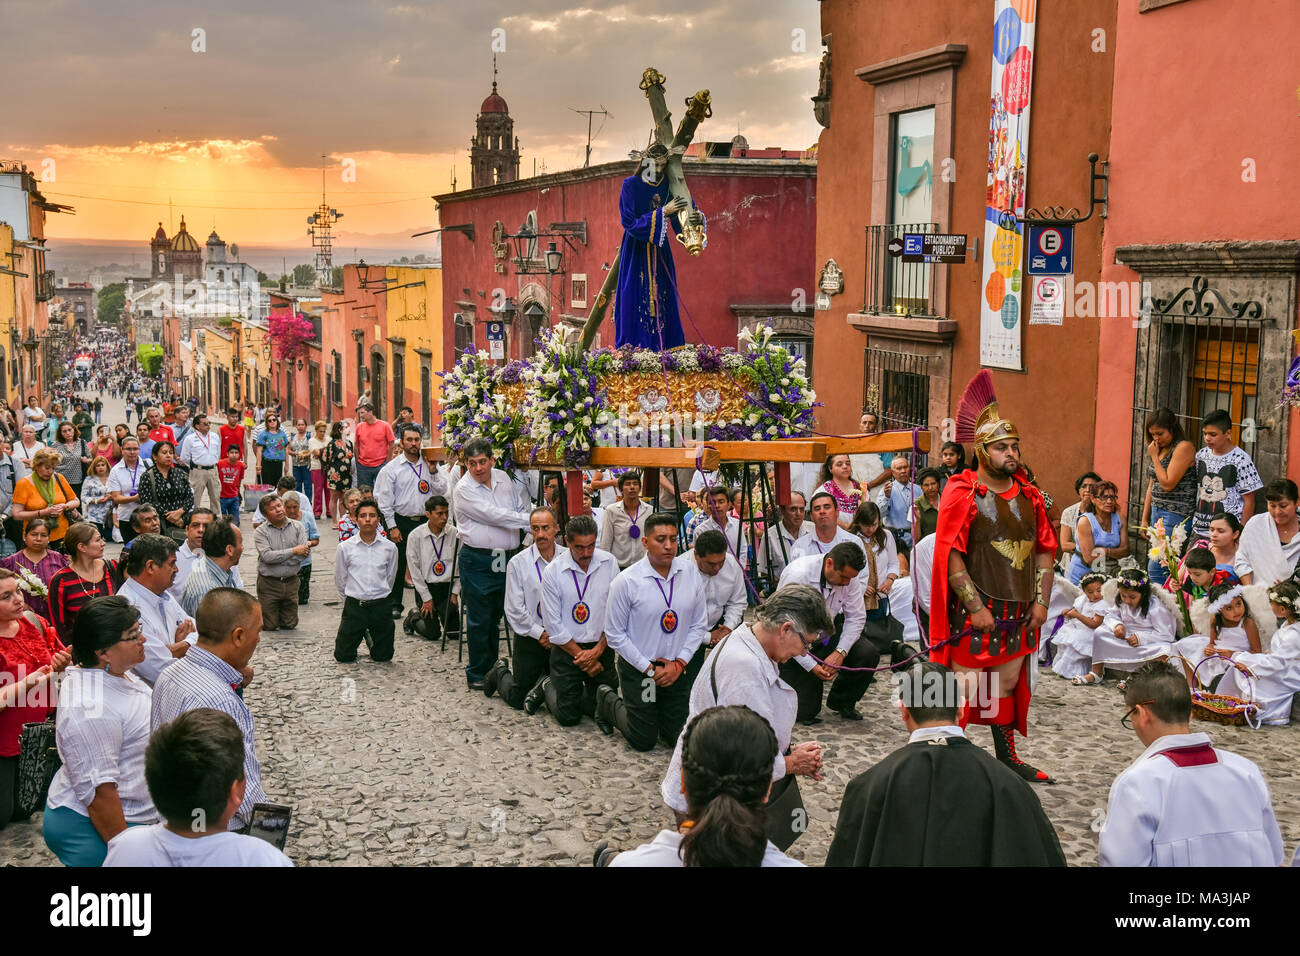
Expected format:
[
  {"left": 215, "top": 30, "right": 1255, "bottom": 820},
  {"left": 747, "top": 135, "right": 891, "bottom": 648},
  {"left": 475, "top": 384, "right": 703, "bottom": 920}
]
[{"left": 16, "top": 566, "right": 47, "bottom": 598}]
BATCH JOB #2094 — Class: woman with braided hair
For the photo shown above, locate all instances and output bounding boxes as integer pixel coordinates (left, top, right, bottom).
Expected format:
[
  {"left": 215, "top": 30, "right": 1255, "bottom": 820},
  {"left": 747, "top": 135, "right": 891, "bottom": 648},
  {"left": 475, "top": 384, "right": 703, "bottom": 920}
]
[{"left": 612, "top": 705, "right": 803, "bottom": 867}]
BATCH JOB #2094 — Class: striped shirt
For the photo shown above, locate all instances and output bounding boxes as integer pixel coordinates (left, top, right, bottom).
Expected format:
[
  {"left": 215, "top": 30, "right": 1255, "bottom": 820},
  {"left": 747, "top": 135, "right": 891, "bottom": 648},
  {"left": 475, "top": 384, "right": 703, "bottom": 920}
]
[
  {"left": 179, "top": 555, "right": 240, "bottom": 618},
  {"left": 150, "top": 645, "right": 266, "bottom": 830},
  {"left": 48, "top": 562, "right": 118, "bottom": 645}
]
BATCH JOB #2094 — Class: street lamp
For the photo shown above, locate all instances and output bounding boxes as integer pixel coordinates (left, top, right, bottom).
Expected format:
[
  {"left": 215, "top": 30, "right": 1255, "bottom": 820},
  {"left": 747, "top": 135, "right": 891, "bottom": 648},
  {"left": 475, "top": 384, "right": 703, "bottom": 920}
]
[{"left": 545, "top": 242, "right": 563, "bottom": 274}]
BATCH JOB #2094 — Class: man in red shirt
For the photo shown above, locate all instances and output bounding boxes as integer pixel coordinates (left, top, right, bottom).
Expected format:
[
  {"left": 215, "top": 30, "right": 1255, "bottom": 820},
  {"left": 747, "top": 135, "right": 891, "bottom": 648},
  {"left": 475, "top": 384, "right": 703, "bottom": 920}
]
[
  {"left": 145, "top": 406, "right": 175, "bottom": 445},
  {"left": 354, "top": 402, "right": 395, "bottom": 490},
  {"left": 216, "top": 445, "right": 246, "bottom": 519},
  {"left": 219, "top": 407, "right": 246, "bottom": 463}
]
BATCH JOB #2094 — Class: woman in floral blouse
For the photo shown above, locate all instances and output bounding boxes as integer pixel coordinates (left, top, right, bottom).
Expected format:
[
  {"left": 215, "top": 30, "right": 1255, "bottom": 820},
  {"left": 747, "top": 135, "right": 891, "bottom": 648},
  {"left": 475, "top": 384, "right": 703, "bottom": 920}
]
[
  {"left": 0, "top": 520, "right": 69, "bottom": 618},
  {"left": 136, "top": 440, "right": 193, "bottom": 544},
  {"left": 816, "top": 453, "right": 864, "bottom": 531},
  {"left": 322, "top": 421, "right": 354, "bottom": 523}
]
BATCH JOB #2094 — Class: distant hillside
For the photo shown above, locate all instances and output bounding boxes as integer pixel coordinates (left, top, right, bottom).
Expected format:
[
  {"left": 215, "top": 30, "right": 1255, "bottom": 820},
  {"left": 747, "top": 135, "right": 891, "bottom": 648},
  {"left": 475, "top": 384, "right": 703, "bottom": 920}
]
[{"left": 44, "top": 232, "right": 441, "bottom": 284}]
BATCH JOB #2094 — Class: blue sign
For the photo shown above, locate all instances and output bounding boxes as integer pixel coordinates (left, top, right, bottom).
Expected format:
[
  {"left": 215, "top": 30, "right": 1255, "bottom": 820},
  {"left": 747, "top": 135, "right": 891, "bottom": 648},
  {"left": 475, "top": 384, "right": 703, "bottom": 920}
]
[
  {"left": 1026, "top": 225, "right": 1074, "bottom": 275},
  {"left": 903, "top": 234, "right": 924, "bottom": 257},
  {"left": 485, "top": 322, "right": 505, "bottom": 341}
]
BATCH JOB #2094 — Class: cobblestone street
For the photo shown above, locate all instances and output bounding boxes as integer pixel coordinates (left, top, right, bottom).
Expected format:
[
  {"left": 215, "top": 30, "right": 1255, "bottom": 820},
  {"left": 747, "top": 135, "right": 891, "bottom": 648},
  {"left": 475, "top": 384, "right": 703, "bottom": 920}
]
[{"left": 3, "top": 524, "right": 1299, "bottom": 866}]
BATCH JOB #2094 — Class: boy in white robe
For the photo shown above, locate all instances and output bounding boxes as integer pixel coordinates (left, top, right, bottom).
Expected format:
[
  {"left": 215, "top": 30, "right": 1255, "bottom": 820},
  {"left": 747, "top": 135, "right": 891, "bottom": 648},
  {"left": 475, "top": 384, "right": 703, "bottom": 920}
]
[{"left": 1099, "top": 661, "right": 1284, "bottom": 867}]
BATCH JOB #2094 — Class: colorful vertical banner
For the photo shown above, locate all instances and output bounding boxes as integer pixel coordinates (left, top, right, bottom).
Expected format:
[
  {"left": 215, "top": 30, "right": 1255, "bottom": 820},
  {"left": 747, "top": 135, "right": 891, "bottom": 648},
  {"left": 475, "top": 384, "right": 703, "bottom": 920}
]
[{"left": 979, "top": 0, "right": 1037, "bottom": 369}]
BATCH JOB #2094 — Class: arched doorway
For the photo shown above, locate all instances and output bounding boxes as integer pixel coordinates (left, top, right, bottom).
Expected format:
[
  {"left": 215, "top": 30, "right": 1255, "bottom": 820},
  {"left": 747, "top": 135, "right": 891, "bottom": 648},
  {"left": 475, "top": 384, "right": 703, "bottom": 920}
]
[{"left": 370, "top": 349, "right": 386, "bottom": 418}]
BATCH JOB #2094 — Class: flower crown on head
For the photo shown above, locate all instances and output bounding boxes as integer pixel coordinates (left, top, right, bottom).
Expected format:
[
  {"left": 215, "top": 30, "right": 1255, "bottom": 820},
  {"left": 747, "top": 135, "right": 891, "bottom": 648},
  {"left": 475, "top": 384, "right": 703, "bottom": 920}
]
[
  {"left": 1116, "top": 569, "right": 1148, "bottom": 590},
  {"left": 1207, "top": 584, "right": 1244, "bottom": 616},
  {"left": 1267, "top": 587, "right": 1300, "bottom": 612},
  {"left": 1079, "top": 571, "right": 1109, "bottom": 589}
]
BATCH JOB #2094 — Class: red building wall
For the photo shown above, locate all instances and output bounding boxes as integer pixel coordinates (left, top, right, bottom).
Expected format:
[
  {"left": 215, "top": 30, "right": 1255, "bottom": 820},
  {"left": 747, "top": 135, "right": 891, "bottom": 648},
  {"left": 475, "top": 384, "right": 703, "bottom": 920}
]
[{"left": 434, "top": 159, "right": 816, "bottom": 365}]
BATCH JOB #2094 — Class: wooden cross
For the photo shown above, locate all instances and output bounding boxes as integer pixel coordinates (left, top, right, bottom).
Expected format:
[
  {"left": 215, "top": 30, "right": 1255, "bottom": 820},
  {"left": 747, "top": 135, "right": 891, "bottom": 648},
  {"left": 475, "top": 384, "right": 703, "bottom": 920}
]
[{"left": 580, "top": 67, "right": 712, "bottom": 349}]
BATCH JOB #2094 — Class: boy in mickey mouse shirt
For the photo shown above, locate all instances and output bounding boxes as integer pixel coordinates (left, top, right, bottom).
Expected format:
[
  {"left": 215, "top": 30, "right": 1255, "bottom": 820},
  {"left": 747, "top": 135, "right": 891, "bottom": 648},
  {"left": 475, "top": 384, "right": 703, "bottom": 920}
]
[{"left": 1191, "top": 409, "right": 1261, "bottom": 542}]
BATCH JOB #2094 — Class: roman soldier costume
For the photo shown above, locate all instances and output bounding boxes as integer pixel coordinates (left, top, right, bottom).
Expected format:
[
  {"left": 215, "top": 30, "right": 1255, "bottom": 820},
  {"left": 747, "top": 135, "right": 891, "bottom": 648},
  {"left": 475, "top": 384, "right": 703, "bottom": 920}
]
[{"left": 930, "top": 372, "right": 1057, "bottom": 782}]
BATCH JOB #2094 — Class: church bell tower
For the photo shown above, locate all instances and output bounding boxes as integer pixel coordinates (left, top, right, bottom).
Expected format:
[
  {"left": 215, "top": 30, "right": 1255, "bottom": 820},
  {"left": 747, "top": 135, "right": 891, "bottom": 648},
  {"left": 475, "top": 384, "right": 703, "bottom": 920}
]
[{"left": 470, "top": 56, "right": 521, "bottom": 188}]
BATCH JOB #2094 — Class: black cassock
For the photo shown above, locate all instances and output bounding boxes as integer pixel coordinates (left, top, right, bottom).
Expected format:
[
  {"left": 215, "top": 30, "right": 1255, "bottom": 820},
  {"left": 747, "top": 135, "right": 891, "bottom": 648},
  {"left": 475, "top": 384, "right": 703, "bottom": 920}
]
[{"left": 825, "top": 736, "right": 1066, "bottom": 867}]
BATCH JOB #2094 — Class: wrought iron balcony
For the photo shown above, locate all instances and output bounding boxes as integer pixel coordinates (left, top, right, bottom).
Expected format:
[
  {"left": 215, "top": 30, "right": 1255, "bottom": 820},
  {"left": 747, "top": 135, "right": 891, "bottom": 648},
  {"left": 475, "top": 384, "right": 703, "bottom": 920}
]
[
  {"left": 34, "top": 270, "right": 55, "bottom": 303},
  {"left": 862, "top": 223, "right": 937, "bottom": 318}
]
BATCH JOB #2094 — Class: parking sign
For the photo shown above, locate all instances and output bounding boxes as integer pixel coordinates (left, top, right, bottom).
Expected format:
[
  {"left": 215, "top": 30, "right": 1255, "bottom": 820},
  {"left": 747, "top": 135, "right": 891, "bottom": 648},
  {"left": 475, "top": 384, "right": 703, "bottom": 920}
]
[{"left": 1026, "top": 225, "right": 1074, "bottom": 275}]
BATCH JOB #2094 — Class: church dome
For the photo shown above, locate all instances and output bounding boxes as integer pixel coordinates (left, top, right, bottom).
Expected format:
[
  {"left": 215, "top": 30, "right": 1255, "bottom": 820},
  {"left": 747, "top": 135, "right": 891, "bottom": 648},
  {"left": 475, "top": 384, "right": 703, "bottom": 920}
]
[
  {"left": 480, "top": 86, "right": 509, "bottom": 114},
  {"left": 171, "top": 217, "right": 201, "bottom": 253},
  {"left": 731, "top": 133, "right": 749, "bottom": 150},
  {"left": 153, "top": 222, "right": 168, "bottom": 241}
]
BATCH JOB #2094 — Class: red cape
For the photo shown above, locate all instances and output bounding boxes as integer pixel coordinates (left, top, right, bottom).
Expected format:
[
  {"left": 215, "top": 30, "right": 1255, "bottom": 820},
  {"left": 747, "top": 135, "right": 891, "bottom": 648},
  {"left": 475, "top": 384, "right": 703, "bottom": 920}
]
[{"left": 928, "top": 468, "right": 1058, "bottom": 667}]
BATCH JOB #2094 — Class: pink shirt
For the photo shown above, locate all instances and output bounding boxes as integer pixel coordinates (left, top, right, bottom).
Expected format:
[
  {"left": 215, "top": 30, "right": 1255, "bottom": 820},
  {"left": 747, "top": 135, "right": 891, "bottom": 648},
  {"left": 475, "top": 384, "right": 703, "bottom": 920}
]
[{"left": 354, "top": 419, "right": 395, "bottom": 467}]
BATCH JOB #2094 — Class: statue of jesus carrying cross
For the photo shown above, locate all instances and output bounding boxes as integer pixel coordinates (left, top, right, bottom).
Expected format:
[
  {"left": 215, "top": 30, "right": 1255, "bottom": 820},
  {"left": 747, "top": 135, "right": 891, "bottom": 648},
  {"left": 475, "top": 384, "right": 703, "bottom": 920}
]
[{"left": 581, "top": 68, "right": 711, "bottom": 351}]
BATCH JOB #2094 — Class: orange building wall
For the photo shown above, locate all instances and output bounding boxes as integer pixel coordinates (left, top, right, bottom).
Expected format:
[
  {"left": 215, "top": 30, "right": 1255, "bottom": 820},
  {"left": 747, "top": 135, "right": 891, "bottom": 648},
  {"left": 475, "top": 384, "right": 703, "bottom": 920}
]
[{"left": 813, "top": 0, "right": 1116, "bottom": 505}]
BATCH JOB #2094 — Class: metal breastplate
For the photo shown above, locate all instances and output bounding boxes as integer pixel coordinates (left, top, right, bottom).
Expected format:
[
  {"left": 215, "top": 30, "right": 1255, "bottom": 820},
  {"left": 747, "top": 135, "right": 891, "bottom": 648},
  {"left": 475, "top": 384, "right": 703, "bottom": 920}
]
[{"left": 965, "top": 487, "right": 1036, "bottom": 602}]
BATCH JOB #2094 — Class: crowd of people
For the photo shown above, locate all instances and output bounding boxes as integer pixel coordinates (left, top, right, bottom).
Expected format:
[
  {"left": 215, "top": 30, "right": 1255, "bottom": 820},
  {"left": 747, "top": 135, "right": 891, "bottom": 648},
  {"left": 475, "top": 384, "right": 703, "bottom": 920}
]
[{"left": 0, "top": 346, "right": 1297, "bottom": 869}]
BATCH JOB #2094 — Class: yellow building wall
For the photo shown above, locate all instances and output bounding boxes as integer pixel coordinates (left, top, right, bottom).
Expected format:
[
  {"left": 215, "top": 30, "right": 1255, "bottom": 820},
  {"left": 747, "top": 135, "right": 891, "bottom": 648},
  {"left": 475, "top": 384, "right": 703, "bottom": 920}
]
[
  {"left": 385, "top": 265, "right": 442, "bottom": 432},
  {"left": 0, "top": 225, "right": 14, "bottom": 406}
]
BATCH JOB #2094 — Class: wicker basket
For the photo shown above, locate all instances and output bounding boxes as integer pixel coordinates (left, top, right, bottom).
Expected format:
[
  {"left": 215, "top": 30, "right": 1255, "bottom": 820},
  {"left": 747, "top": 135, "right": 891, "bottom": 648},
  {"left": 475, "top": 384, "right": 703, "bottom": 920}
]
[{"left": 1190, "top": 656, "right": 1260, "bottom": 728}]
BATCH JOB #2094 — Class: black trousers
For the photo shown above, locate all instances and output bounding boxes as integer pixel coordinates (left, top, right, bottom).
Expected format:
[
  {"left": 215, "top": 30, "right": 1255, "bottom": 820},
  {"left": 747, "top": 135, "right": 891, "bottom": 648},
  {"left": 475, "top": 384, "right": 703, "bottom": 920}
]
[
  {"left": 496, "top": 635, "right": 551, "bottom": 710},
  {"left": 298, "top": 564, "right": 311, "bottom": 604},
  {"left": 334, "top": 596, "right": 395, "bottom": 662},
  {"left": 612, "top": 655, "right": 694, "bottom": 752},
  {"left": 261, "top": 458, "right": 284, "bottom": 488},
  {"left": 0, "top": 756, "right": 20, "bottom": 828},
  {"left": 389, "top": 514, "right": 423, "bottom": 612},
  {"left": 548, "top": 642, "right": 617, "bottom": 726},
  {"left": 778, "top": 622, "right": 882, "bottom": 721},
  {"left": 420, "top": 581, "right": 460, "bottom": 640}
]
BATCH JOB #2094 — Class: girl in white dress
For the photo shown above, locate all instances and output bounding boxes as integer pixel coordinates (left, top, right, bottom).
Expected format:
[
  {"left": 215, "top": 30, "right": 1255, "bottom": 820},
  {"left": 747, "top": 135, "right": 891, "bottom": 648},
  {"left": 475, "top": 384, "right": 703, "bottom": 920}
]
[
  {"left": 1169, "top": 581, "right": 1261, "bottom": 688},
  {"left": 1083, "top": 569, "right": 1176, "bottom": 687},
  {"left": 1055, "top": 573, "right": 1110, "bottom": 681},
  {"left": 1218, "top": 581, "right": 1300, "bottom": 725}
]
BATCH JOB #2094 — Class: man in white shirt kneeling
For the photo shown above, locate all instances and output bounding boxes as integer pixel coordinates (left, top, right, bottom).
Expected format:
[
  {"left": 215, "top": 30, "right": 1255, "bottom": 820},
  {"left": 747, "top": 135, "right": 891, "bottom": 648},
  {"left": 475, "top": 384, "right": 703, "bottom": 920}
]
[
  {"left": 1099, "top": 660, "right": 1284, "bottom": 867},
  {"left": 104, "top": 708, "right": 292, "bottom": 867}
]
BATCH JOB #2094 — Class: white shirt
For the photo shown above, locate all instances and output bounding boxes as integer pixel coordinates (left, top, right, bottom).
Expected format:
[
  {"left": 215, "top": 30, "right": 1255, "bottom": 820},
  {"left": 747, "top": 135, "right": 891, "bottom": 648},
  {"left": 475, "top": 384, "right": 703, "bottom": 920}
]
[
  {"left": 908, "top": 724, "right": 966, "bottom": 743},
  {"left": 107, "top": 458, "right": 146, "bottom": 522},
  {"left": 688, "top": 469, "right": 720, "bottom": 494},
  {"left": 179, "top": 429, "right": 221, "bottom": 467},
  {"left": 1099, "top": 732, "right": 1284, "bottom": 867},
  {"left": 858, "top": 529, "right": 900, "bottom": 583},
  {"left": 755, "top": 520, "right": 812, "bottom": 583},
  {"left": 452, "top": 467, "right": 531, "bottom": 551},
  {"left": 335, "top": 532, "right": 398, "bottom": 600},
  {"left": 604, "top": 555, "right": 710, "bottom": 674},
  {"left": 661, "top": 624, "right": 795, "bottom": 812},
  {"left": 406, "top": 522, "right": 458, "bottom": 601},
  {"left": 779, "top": 553, "right": 867, "bottom": 671},
  {"left": 608, "top": 829, "right": 802, "bottom": 867},
  {"left": 542, "top": 547, "right": 620, "bottom": 647},
  {"left": 46, "top": 667, "right": 157, "bottom": 823},
  {"left": 376, "top": 452, "right": 447, "bottom": 525},
  {"left": 685, "top": 549, "right": 747, "bottom": 630},
  {"left": 119, "top": 577, "right": 198, "bottom": 686},
  {"left": 598, "top": 500, "right": 654, "bottom": 568},
  {"left": 104, "top": 825, "right": 293, "bottom": 867},
  {"left": 168, "top": 542, "right": 203, "bottom": 602},
  {"left": 505, "top": 544, "right": 567, "bottom": 641},
  {"left": 790, "top": 525, "right": 864, "bottom": 561},
  {"left": 690, "top": 514, "right": 745, "bottom": 557},
  {"left": 911, "top": 533, "right": 936, "bottom": 614}
]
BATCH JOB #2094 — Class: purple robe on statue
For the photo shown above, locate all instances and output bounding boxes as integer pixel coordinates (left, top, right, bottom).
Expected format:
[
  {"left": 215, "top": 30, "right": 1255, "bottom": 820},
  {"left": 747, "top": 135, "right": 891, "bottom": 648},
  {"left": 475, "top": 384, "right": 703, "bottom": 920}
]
[{"left": 614, "top": 173, "right": 687, "bottom": 350}]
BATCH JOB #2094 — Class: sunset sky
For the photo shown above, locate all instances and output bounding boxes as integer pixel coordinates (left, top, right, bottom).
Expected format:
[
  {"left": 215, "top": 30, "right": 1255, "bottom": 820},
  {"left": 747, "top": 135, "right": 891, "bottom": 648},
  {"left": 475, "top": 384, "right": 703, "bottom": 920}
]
[{"left": 2, "top": 0, "right": 823, "bottom": 245}]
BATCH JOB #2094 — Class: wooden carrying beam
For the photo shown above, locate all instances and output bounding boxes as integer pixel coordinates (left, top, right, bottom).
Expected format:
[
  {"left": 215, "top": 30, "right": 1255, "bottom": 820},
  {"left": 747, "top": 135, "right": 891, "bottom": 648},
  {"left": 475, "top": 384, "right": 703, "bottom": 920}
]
[
  {"left": 683, "top": 440, "right": 828, "bottom": 463},
  {"left": 805, "top": 430, "right": 932, "bottom": 456},
  {"left": 421, "top": 446, "right": 448, "bottom": 463},
  {"left": 587, "top": 445, "right": 721, "bottom": 471}
]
